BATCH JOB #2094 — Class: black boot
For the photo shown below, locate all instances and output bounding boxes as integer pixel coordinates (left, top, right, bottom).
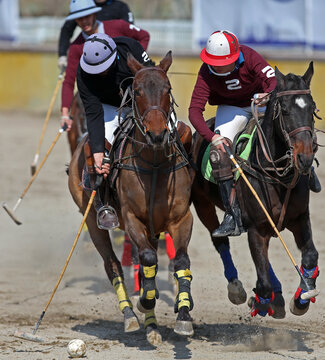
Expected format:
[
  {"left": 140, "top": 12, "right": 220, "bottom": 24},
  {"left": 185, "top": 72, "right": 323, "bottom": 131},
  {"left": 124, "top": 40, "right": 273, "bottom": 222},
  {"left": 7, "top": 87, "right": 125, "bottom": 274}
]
[
  {"left": 212, "top": 179, "right": 244, "bottom": 238},
  {"left": 309, "top": 166, "right": 321, "bottom": 193}
]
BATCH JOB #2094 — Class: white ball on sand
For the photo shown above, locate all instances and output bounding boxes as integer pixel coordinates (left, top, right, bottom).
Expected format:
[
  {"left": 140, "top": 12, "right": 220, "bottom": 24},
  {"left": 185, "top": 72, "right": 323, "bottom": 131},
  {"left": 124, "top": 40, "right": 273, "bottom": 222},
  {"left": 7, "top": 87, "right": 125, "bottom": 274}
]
[{"left": 67, "top": 339, "right": 86, "bottom": 358}]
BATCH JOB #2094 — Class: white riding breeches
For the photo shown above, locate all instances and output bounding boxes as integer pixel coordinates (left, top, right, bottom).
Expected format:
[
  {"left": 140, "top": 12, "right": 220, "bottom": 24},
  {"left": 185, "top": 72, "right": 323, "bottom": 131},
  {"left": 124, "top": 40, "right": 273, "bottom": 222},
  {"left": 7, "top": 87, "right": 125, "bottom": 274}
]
[
  {"left": 214, "top": 104, "right": 265, "bottom": 142},
  {"left": 103, "top": 104, "right": 130, "bottom": 144}
]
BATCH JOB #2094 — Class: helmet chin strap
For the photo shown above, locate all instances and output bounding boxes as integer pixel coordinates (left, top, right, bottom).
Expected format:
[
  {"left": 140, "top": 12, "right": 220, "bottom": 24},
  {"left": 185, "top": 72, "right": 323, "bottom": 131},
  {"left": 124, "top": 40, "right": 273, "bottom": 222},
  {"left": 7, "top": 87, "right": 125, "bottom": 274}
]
[{"left": 208, "top": 65, "right": 232, "bottom": 77}]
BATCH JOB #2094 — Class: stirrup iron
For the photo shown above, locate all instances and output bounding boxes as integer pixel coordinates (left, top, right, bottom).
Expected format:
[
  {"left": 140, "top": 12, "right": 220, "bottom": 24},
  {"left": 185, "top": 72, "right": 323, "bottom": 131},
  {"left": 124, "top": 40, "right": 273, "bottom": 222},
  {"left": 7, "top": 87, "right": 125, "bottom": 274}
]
[{"left": 97, "top": 205, "right": 119, "bottom": 230}]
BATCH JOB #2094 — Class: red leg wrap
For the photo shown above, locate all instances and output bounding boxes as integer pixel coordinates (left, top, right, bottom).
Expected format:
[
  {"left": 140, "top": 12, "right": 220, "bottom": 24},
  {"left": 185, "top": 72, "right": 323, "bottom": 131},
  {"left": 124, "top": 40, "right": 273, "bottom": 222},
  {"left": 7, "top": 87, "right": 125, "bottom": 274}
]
[{"left": 165, "top": 232, "right": 176, "bottom": 260}]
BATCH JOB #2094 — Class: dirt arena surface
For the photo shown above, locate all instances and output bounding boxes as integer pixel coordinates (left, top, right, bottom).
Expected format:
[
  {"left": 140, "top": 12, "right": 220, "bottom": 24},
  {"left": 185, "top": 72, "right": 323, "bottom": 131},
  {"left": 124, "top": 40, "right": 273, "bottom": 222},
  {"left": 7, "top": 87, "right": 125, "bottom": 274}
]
[{"left": 0, "top": 110, "right": 325, "bottom": 360}]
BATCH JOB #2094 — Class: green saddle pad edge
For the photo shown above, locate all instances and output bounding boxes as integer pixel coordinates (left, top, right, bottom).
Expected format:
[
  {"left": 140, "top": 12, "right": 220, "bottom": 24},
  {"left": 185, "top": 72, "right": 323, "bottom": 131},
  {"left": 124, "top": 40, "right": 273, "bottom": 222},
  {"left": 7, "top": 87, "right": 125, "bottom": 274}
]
[{"left": 201, "top": 126, "right": 257, "bottom": 184}]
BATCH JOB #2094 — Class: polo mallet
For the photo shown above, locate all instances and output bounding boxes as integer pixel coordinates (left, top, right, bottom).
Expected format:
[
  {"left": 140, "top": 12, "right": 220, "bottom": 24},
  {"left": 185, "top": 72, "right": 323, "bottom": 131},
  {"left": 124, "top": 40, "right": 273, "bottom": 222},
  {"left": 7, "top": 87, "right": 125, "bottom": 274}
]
[
  {"left": 2, "top": 124, "right": 67, "bottom": 225},
  {"left": 224, "top": 145, "right": 319, "bottom": 300},
  {"left": 30, "top": 69, "right": 65, "bottom": 175},
  {"left": 14, "top": 175, "right": 103, "bottom": 342}
]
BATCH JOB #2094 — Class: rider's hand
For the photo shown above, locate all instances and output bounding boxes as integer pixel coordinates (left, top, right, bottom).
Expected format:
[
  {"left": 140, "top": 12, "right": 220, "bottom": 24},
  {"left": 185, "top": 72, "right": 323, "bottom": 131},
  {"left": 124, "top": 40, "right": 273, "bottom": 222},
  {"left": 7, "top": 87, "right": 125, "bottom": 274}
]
[
  {"left": 211, "top": 134, "right": 228, "bottom": 153},
  {"left": 93, "top": 152, "right": 110, "bottom": 179},
  {"left": 61, "top": 107, "right": 72, "bottom": 131},
  {"left": 252, "top": 93, "right": 270, "bottom": 106},
  {"left": 58, "top": 55, "right": 67, "bottom": 73}
]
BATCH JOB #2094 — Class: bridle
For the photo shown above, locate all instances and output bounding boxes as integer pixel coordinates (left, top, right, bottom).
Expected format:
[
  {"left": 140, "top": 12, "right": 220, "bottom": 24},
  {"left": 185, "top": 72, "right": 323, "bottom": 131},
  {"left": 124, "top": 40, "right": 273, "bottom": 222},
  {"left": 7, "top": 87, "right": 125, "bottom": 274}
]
[
  {"left": 131, "top": 67, "right": 177, "bottom": 137},
  {"left": 252, "top": 88, "right": 315, "bottom": 181},
  {"left": 275, "top": 89, "right": 313, "bottom": 144}
]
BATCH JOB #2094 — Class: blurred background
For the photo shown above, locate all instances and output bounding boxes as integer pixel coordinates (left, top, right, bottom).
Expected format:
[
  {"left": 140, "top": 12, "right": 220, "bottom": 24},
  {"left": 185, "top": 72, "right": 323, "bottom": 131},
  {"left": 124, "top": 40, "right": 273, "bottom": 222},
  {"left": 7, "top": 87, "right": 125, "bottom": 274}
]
[{"left": 1, "top": 0, "right": 325, "bottom": 125}]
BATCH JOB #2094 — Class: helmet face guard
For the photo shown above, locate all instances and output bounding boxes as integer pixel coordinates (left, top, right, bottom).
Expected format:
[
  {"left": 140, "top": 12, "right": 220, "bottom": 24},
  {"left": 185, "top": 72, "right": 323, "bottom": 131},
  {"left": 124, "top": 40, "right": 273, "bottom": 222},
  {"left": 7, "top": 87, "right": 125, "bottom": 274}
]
[
  {"left": 66, "top": 0, "right": 101, "bottom": 21},
  {"left": 200, "top": 30, "right": 240, "bottom": 66},
  {"left": 80, "top": 34, "right": 117, "bottom": 74}
]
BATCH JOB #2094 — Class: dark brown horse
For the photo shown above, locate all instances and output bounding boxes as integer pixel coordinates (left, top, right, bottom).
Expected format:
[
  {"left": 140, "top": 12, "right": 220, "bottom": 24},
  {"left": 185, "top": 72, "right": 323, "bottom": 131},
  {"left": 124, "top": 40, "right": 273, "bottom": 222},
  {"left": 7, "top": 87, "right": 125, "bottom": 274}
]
[
  {"left": 192, "top": 62, "right": 320, "bottom": 318},
  {"left": 68, "top": 51, "right": 195, "bottom": 344}
]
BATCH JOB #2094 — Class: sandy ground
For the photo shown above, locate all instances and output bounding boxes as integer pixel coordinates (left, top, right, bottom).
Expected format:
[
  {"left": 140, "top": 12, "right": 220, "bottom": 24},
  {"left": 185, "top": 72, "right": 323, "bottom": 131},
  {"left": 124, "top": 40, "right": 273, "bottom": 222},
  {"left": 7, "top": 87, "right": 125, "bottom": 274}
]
[{"left": 0, "top": 110, "right": 325, "bottom": 360}]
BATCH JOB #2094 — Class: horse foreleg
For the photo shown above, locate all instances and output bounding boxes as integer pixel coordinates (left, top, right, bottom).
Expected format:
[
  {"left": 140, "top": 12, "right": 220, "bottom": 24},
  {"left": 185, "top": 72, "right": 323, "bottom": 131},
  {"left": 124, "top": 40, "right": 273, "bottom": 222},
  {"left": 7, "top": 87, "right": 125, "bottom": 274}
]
[
  {"left": 192, "top": 183, "right": 246, "bottom": 304},
  {"left": 287, "top": 213, "right": 319, "bottom": 316},
  {"left": 248, "top": 228, "right": 275, "bottom": 317},
  {"left": 85, "top": 209, "right": 139, "bottom": 332},
  {"left": 168, "top": 210, "right": 194, "bottom": 336}
]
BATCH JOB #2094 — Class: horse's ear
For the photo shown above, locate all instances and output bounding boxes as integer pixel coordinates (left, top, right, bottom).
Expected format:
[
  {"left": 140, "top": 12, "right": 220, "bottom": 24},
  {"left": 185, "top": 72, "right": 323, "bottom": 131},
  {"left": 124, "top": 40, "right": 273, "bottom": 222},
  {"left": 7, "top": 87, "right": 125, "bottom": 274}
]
[
  {"left": 158, "top": 51, "right": 172, "bottom": 73},
  {"left": 275, "top": 66, "right": 286, "bottom": 89},
  {"left": 127, "top": 52, "right": 144, "bottom": 75},
  {"left": 302, "top": 61, "right": 314, "bottom": 87}
]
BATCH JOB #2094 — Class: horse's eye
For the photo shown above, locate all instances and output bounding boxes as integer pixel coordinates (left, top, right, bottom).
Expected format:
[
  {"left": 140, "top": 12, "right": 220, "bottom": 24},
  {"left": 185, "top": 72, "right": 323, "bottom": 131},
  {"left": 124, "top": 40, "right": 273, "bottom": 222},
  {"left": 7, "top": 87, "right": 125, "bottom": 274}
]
[{"left": 134, "top": 89, "right": 140, "bottom": 97}]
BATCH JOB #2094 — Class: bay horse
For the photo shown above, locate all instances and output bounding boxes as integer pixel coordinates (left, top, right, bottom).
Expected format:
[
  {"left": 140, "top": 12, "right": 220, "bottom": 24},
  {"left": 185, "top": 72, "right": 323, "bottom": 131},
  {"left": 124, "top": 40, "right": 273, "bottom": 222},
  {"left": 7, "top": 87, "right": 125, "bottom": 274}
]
[
  {"left": 68, "top": 51, "right": 195, "bottom": 344},
  {"left": 192, "top": 62, "right": 320, "bottom": 318},
  {"left": 68, "top": 93, "right": 87, "bottom": 156}
]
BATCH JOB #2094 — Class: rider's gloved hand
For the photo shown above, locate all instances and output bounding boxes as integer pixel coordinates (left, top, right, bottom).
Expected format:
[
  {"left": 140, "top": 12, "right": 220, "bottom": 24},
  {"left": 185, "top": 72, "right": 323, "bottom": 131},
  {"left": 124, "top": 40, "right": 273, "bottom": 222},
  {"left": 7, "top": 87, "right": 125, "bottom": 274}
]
[
  {"left": 252, "top": 93, "right": 270, "bottom": 106},
  {"left": 61, "top": 107, "right": 72, "bottom": 131},
  {"left": 58, "top": 55, "right": 67, "bottom": 73},
  {"left": 211, "top": 133, "right": 228, "bottom": 153},
  {"left": 93, "top": 152, "right": 110, "bottom": 179}
]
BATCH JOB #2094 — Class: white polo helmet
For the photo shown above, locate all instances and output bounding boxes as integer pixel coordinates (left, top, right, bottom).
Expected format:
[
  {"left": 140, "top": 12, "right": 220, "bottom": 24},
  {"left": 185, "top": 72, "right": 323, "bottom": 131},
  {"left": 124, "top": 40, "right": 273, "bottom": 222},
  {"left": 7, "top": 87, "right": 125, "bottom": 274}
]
[
  {"left": 200, "top": 30, "right": 240, "bottom": 66},
  {"left": 66, "top": 0, "right": 101, "bottom": 21},
  {"left": 80, "top": 33, "right": 117, "bottom": 74}
]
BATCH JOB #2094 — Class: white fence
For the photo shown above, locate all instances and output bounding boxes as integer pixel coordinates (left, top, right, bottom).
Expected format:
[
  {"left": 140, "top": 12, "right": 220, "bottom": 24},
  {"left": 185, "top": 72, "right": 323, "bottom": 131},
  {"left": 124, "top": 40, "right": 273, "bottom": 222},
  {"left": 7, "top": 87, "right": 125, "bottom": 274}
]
[{"left": 14, "top": 17, "right": 194, "bottom": 55}]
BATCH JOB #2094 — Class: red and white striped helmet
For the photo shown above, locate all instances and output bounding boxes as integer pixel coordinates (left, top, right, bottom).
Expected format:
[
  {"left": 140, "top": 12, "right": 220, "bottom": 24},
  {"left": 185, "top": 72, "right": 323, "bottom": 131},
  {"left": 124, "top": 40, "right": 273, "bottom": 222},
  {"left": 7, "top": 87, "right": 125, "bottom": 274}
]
[{"left": 200, "top": 30, "right": 240, "bottom": 66}]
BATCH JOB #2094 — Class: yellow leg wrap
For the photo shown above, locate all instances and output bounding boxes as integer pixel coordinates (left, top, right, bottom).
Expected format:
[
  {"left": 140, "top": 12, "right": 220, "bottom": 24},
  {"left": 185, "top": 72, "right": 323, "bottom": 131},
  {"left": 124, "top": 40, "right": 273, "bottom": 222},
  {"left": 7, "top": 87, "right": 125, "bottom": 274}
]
[
  {"left": 113, "top": 277, "right": 132, "bottom": 312},
  {"left": 142, "top": 265, "right": 158, "bottom": 300},
  {"left": 174, "top": 269, "right": 192, "bottom": 293},
  {"left": 178, "top": 292, "right": 191, "bottom": 309},
  {"left": 174, "top": 269, "right": 193, "bottom": 312},
  {"left": 143, "top": 265, "right": 156, "bottom": 278},
  {"left": 144, "top": 310, "right": 158, "bottom": 328}
]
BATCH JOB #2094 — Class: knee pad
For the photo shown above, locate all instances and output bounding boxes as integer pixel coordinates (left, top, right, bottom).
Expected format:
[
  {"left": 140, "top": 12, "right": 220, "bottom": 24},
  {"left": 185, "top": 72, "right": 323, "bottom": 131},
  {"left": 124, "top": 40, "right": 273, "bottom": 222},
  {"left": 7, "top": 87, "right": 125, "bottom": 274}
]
[{"left": 209, "top": 141, "right": 233, "bottom": 181}]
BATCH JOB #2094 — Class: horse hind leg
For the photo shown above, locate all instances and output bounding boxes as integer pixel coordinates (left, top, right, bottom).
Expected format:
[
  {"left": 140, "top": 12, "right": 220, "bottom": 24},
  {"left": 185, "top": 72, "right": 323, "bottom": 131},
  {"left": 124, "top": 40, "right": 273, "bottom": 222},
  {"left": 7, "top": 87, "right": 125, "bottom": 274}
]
[
  {"left": 192, "top": 181, "right": 246, "bottom": 304},
  {"left": 85, "top": 213, "right": 139, "bottom": 332},
  {"left": 247, "top": 262, "right": 286, "bottom": 319},
  {"left": 144, "top": 310, "right": 162, "bottom": 346},
  {"left": 112, "top": 277, "right": 140, "bottom": 332},
  {"left": 216, "top": 242, "right": 247, "bottom": 305}
]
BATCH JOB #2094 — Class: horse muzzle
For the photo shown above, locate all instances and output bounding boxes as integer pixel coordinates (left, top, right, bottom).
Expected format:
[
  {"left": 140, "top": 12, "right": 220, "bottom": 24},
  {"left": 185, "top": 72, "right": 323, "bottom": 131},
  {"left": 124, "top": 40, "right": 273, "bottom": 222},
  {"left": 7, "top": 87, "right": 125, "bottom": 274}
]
[
  {"left": 291, "top": 133, "right": 314, "bottom": 174},
  {"left": 145, "top": 129, "right": 169, "bottom": 149}
]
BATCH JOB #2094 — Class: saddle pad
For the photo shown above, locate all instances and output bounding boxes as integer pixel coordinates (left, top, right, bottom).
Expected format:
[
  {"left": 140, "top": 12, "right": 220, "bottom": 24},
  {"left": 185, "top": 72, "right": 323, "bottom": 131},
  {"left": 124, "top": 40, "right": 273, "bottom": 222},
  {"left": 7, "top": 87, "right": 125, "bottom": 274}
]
[
  {"left": 201, "top": 143, "right": 218, "bottom": 184},
  {"left": 200, "top": 124, "right": 257, "bottom": 184}
]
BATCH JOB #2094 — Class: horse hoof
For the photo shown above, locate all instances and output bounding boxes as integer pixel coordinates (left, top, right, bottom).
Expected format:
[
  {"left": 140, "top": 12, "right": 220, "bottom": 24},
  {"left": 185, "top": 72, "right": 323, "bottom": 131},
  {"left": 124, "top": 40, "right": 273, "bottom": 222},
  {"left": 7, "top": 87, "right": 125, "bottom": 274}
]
[
  {"left": 289, "top": 296, "right": 310, "bottom": 316},
  {"left": 227, "top": 279, "right": 247, "bottom": 305},
  {"left": 123, "top": 307, "right": 140, "bottom": 332},
  {"left": 271, "top": 292, "right": 286, "bottom": 319},
  {"left": 146, "top": 325, "right": 162, "bottom": 346},
  {"left": 174, "top": 320, "right": 194, "bottom": 336},
  {"left": 136, "top": 299, "right": 153, "bottom": 314}
]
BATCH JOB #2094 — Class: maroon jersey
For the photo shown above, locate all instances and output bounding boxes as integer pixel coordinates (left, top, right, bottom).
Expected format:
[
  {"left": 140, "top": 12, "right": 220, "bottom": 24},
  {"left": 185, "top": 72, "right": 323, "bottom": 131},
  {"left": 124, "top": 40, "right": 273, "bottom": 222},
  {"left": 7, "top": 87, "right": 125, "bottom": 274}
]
[
  {"left": 189, "top": 45, "right": 277, "bottom": 142},
  {"left": 61, "top": 20, "right": 150, "bottom": 109}
]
